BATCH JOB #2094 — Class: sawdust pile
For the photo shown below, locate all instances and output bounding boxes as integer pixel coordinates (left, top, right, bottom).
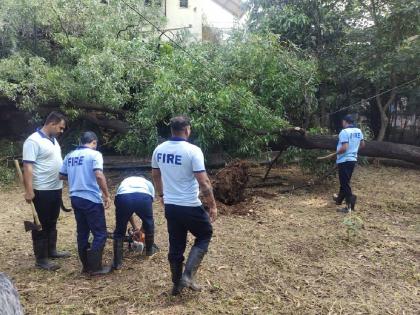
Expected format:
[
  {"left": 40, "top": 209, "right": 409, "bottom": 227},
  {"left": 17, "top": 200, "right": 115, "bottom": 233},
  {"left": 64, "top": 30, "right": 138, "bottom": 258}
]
[{"left": 212, "top": 160, "right": 249, "bottom": 206}]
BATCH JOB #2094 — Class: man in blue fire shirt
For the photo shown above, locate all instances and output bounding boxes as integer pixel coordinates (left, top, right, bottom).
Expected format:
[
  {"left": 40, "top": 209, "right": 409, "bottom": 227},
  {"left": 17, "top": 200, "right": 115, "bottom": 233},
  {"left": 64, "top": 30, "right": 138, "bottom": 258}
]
[
  {"left": 152, "top": 116, "right": 217, "bottom": 296},
  {"left": 334, "top": 115, "right": 365, "bottom": 213},
  {"left": 60, "top": 131, "right": 112, "bottom": 275}
]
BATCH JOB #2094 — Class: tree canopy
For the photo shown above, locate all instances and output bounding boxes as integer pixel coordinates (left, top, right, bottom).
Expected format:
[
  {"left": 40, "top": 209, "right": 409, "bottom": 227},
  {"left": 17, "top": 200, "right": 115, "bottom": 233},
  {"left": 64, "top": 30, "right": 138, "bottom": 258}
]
[
  {"left": 0, "top": 0, "right": 318, "bottom": 156},
  {"left": 0, "top": 0, "right": 418, "bottom": 157},
  {"left": 248, "top": 0, "right": 420, "bottom": 139}
]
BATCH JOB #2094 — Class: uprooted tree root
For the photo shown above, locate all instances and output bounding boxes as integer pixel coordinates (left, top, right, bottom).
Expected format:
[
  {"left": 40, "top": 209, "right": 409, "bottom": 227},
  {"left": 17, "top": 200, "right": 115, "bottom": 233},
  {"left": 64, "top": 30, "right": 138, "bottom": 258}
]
[
  {"left": 212, "top": 159, "right": 336, "bottom": 210},
  {"left": 212, "top": 160, "right": 250, "bottom": 206}
]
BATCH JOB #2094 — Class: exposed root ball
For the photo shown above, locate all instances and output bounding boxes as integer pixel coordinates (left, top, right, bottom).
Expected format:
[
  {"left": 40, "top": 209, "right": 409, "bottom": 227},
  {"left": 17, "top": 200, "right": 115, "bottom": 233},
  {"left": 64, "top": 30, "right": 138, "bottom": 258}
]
[{"left": 212, "top": 160, "right": 250, "bottom": 205}]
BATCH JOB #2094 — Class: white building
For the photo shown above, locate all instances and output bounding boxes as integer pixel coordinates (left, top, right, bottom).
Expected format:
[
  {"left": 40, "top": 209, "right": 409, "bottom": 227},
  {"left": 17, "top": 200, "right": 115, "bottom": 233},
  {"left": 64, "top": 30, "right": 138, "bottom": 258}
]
[{"left": 161, "top": 0, "right": 245, "bottom": 41}]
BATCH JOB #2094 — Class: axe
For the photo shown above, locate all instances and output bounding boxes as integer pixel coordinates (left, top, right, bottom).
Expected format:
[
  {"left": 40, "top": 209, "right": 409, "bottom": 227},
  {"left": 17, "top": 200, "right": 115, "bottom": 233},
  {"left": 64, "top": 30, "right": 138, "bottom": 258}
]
[{"left": 13, "top": 160, "right": 42, "bottom": 232}]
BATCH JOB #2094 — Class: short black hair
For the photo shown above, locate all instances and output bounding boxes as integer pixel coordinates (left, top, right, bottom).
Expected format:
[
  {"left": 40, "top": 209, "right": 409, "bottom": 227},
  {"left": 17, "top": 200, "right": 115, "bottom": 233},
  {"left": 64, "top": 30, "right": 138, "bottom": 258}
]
[
  {"left": 343, "top": 114, "right": 354, "bottom": 124},
  {"left": 45, "top": 111, "right": 67, "bottom": 125},
  {"left": 170, "top": 116, "right": 191, "bottom": 132},
  {"left": 80, "top": 131, "right": 98, "bottom": 145}
]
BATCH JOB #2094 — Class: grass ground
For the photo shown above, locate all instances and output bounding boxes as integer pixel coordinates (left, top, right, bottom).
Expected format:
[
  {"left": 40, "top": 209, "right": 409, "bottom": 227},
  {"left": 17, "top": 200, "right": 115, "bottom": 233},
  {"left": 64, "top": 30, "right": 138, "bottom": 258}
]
[{"left": 0, "top": 165, "right": 418, "bottom": 314}]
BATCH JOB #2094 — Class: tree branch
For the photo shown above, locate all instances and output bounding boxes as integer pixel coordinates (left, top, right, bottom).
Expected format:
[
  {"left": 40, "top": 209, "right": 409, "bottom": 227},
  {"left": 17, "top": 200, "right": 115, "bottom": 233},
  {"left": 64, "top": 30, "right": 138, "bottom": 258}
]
[
  {"left": 40, "top": 102, "right": 126, "bottom": 115},
  {"left": 384, "top": 75, "right": 398, "bottom": 109},
  {"left": 51, "top": 5, "right": 70, "bottom": 44},
  {"left": 262, "top": 143, "right": 288, "bottom": 182},
  {"left": 80, "top": 112, "right": 129, "bottom": 134},
  {"left": 117, "top": 23, "right": 141, "bottom": 38}
]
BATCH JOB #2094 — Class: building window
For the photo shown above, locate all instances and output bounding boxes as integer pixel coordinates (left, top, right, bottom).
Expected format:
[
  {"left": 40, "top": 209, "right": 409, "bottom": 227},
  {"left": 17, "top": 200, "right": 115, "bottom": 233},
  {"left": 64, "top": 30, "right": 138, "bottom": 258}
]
[
  {"left": 180, "top": 0, "right": 188, "bottom": 8},
  {"left": 145, "top": 0, "right": 162, "bottom": 5}
]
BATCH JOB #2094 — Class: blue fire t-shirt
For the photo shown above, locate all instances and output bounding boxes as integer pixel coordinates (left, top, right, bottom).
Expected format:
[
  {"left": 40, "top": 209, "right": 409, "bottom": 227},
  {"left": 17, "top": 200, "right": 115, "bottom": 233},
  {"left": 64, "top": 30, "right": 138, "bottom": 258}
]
[
  {"left": 60, "top": 146, "right": 104, "bottom": 204},
  {"left": 336, "top": 127, "right": 364, "bottom": 164}
]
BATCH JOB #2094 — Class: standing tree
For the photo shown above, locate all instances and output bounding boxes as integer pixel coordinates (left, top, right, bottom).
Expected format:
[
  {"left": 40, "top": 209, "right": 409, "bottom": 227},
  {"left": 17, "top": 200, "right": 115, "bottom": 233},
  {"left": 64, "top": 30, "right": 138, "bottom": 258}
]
[
  {"left": 344, "top": 0, "right": 420, "bottom": 140},
  {"left": 247, "top": 0, "right": 420, "bottom": 140},
  {"left": 247, "top": 0, "right": 350, "bottom": 127}
]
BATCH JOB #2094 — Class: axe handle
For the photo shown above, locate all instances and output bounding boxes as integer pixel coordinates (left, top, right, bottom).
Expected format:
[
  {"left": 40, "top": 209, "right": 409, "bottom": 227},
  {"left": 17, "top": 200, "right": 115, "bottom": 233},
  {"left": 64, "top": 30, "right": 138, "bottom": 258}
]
[
  {"left": 14, "top": 160, "right": 42, "bottom": 227},
  {"left": 14, "top": 159, "right": 24, "bottom": 183},
  {"left": 317, "top": 152, "right": 337, "bottom": 160},
  {"left": 29, "top": 202, "right": 41, "bottom": 227}
]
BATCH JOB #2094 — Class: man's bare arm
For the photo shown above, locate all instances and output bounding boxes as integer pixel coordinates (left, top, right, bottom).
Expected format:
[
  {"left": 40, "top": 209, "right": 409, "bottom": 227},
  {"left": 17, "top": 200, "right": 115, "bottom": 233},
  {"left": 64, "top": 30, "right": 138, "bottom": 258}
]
[
  {"left": 129, "top": 215, "right": 140, "bottom": 230},
  {"left": 152, "top": 168, "right": 163, "bottom": 203},
  {"left": 95, "top": 170, "right": 111, "bottom": 208},
  {"left": 337, "top": 142, "right": 349, "bottom": 155},
  {"left": 23, "top": 163, "right": 35, "bottom": 203},
  {"left": 359, "top": 140, "right": 366, "bottom": 150},
  {"left": 129, "top": 215, "right": 143, "bottom": 242},
  {"left": 194, "top": 172, "right": 217, "bottom": 222},
  {"left": 59, "top": 174, "right": 67, "bottom": 181}
]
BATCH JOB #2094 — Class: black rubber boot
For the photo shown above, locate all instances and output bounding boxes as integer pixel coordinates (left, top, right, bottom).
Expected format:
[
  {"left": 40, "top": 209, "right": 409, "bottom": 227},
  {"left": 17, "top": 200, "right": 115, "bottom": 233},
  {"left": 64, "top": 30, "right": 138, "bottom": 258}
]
[
  {"left": 87, "top": 247, "right": 112, "bottom": 276},
  {"left": 112, "top": 238, "right": 124, "bottom": 270},
  {"left": 33, "top": 237, "right": 60, "bottom": 271},
  {"left": 337, "top": 206, "right": 350, "bottom": 213},
  {"left": 145, "top": 233, "right": 159, "bottom": 257},
  {"left": 48, "top": 229, "right": 70, "bottom": 259},
  {"left": 349, "top": 195, "right": 357, "bottom": 212},
  {"left": 333, "top": 192, "right": 345, "bottom": 205},
  {"left": 78, "top": 244, "right": 90, "bottom": 274},
  {"left": 170, "top": 261, "right": 184, "bottom": 296},
  {"left": 180, "top": 246, "right": 206, "bottom": 292}
]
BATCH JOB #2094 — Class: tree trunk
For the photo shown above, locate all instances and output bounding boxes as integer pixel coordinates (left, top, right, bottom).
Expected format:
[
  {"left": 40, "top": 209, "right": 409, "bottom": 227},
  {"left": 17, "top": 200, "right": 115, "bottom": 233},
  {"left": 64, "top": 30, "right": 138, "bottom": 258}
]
[
  {"left": 279, "top": 128, "right": 420, "bottom": 165},
  {"left": 377, "top": 107, "right": 388, "bottom": 141},
  {"left": 80, "top": 112, "right": 129, "bottom": 134},
  {"left": 375, "top": 81, "right": 397, "bottom": 141}
]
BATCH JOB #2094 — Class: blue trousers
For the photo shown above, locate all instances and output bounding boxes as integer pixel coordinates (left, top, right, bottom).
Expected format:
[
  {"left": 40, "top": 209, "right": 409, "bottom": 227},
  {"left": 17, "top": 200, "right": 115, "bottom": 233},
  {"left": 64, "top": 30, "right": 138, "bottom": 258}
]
[
  {"left": 165, "top": 204, "right": 213, "bottom": 264},
  {"left": 113, "top": 193, "right": 154, "bottom": 239},
  {"left": 338, "top": 161, "right": 356, "bottom": 203},
  {"left": 71, "top": 196, "right": 107, "bottom": 251}
]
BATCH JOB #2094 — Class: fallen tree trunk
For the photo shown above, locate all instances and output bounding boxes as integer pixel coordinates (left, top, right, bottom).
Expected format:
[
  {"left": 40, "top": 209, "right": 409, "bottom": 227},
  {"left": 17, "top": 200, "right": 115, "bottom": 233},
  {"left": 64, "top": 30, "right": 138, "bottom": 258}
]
[
  {"left": 80, "top": 112, "right": 129, "bottom": 134},
  {"left": 279, "top": 128, "right": 420, "bottom": 165}
]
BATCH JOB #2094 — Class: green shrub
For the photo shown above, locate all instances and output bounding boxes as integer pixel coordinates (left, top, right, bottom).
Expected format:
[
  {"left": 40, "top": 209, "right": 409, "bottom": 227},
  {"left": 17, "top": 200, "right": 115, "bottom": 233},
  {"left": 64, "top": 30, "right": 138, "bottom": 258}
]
[
  {"left": 343, "top": 214, "right": 364, "bottom": 241},
  {"left": 0, "top": 141, "right": 20, "bottom": 188},
  {"left": 0, "top": 163, "right": 15, "bottom": 188},
  {"left": 283, "top": 128, "right": 335, "bottom": 176}
]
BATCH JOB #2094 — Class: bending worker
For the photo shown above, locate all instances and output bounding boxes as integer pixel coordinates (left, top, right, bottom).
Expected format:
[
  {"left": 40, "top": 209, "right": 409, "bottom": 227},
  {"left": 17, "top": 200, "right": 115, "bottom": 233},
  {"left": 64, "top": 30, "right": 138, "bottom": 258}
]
[
  {"left": 59, "top": 131, "right": 111, "bottom": 275},
  {"left": 112, "top": 176, "right": 159, "bottom": 270},
  {"left": 334, "top": 114, "right": 365, "bottom": 213},
  {"left": 152, "top": 116, "right": 218, "bottom": 296},
  {"left": 22, "top": 111, "right": 70, "bottom": 271}
]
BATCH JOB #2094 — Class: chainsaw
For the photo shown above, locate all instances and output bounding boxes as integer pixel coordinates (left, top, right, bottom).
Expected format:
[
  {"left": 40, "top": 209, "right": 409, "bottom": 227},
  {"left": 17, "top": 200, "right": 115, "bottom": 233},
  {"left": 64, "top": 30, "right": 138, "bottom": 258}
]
[{"left": 107, "top": 227, "right": 145, "bottom": 252}]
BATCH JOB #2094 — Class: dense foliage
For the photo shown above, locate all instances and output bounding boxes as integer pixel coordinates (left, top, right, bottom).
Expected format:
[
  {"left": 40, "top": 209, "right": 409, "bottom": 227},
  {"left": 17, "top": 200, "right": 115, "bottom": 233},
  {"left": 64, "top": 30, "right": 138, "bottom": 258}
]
[
  {"left": 1, "top": 0, "right": 418, "bottom": 158},
  {"left": 0, "top": 0, "right": 318, "bottom": 156},
  {"left": 122, "top": 34, "right": 318, "bottom": 155},
  {"left": 248, "top": 0, "right": 420, "bottom": 139},
  {"left": 0, "top": 0, "right": 163, "bottom": 115}
]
